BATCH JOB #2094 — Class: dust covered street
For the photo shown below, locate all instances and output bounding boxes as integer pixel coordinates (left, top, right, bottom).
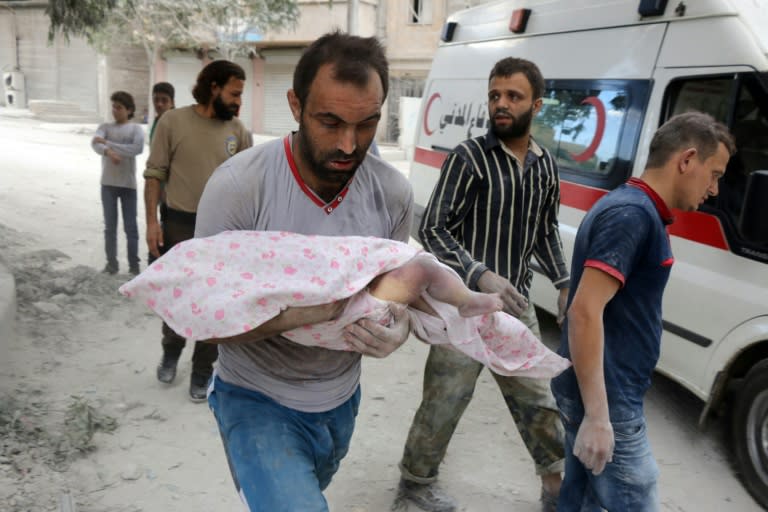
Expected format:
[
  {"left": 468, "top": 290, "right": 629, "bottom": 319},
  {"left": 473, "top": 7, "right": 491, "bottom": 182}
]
[{"left": 0, "top": 111, "right": 761, "bottom": 511}]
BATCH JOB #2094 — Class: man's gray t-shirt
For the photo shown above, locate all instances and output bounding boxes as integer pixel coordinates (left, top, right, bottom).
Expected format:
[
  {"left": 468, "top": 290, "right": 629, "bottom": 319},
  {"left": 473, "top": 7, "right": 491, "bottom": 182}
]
[{"left": 195, "top": 135, "right": 413, "bottom": 412}]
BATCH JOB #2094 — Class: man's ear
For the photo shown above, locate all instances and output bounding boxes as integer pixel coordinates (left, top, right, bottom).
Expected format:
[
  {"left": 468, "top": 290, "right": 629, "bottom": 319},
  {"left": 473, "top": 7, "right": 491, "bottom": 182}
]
[
  {"left": 287, "top": 89, "right": 302, "bottom": 123},
  {"left": 532, "top": 97, "right": 544, "bottom": 116},
  {"left": 678, "top": 147, "right": 698, "bottom": 174},
  {"left": 210, "top": 82, "right": 221, "bottom": 99}
]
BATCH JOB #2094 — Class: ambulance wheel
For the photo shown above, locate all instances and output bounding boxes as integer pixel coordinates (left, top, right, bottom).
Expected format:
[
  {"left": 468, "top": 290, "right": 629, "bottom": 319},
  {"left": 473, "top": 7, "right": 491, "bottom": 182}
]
[{"left": 732, "top": 363, "right": 768, "bottom": 508}]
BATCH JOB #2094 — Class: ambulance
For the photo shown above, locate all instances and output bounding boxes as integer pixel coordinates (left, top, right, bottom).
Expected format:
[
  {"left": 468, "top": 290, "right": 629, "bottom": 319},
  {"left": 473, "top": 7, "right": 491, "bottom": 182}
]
[{"left": 407, "top": 0, "right": 768, "bottom": 505}]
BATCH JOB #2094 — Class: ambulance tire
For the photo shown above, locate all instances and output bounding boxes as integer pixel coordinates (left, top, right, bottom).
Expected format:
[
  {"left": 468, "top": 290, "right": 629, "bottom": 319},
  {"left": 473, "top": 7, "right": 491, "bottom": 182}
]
[{"left": 731, "top": 363, "right": 768, "bottom": 509}]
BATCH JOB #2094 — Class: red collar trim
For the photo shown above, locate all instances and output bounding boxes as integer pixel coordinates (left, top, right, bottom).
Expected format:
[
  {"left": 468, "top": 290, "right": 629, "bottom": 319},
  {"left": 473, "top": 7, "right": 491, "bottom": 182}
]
[
  {"left": 627, "top": 177, "right": 675, "bottom": 225},
  {"left": 283, "top": 135, "right": 351, "bottom": 215}
]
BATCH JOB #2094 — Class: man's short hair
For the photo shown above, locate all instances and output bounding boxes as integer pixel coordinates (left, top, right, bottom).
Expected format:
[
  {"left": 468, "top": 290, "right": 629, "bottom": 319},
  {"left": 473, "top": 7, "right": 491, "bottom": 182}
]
[
  {"left": 152, "top": 82, "right": 175, "bottom": 100},
  {"left": 110, "top": 91, "right": 136, "bottom": 119},
  {"left": 192, "top": 60, "right": 246, "bottom": 105},
  {"left": 488, "top": 57, "right": 545, "bottom": 100},
  {"left": 646, "top": 112, "right": 736, "bottom": 168},
  {"left": 292, "top": 30, "right": 389, "bottom": 109}
]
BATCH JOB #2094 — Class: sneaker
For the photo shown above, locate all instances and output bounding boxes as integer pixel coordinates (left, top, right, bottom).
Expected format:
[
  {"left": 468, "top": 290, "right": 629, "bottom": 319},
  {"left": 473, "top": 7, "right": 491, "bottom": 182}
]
[
  {"left": 129, "top": 265, "right": 140, "bottom": 276},
  {"left": 102, "top": 263, "right": 118, "bottom": 275},
  {"left": 156, "top": 353, "right": 179, "bottom": 384},
  {"left": 189, "top": 372, "right": 210, "bottom": 403},
  {"left": 540, "top": 488, "right": 558, "bottom": 512},
  {"left": 392, "top": 479, "right": 457, "bottom": 512}
]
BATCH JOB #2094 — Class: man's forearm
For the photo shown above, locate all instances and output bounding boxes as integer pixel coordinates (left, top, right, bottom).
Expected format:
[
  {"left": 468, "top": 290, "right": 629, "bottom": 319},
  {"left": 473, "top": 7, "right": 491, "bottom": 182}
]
[
  {"left": 144, "top": 178, "right": 162, "bottom": 225},
  {"left": 569, "top": 309, "right": 609, "bottom": 419},
  {"left": 204, "top": 302, "right": 347, "bottom": 345}
]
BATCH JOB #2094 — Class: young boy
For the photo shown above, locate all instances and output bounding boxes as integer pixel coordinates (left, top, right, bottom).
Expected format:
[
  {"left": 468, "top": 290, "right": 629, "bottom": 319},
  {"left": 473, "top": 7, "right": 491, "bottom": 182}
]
[
  {"left": 91, "top": 91, "right": 145, "bottom": 275},
  {"left": 149, "top": 82, "right": 175, "bottom": 142},
  {"left": 120, "top": 231, "right": 570, "bottom": 378}
]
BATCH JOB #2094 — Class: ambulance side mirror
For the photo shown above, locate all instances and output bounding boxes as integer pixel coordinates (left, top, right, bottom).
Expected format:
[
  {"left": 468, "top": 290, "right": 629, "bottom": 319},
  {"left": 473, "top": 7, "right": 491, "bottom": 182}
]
[{"left": 739, "top": 170, "right": 768, "bottom": 243}]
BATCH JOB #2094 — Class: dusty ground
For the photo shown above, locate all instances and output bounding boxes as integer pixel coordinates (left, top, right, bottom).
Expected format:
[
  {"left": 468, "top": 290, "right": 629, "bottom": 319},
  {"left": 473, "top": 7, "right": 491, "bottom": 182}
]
[{"left": 0, "top": 110, "right": 762, "bottom": 511}]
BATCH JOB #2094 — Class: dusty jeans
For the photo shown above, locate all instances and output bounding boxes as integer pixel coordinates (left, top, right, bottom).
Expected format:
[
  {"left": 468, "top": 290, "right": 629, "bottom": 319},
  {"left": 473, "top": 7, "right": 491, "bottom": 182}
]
[{"left": 400, "top": 302, "right": 565, "bottom": 481}]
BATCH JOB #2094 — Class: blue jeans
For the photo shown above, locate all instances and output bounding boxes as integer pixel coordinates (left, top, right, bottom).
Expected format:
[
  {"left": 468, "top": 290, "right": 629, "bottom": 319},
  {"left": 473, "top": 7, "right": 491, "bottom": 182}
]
[
  {"left": 208, "top": 376, "right": 361, "bottom": 512},
  {"left": 100, "top": 185, "right": 138, "bottom": 269},
  {"left": 556, "top": 397, "right": 659, "bottom": 512}
]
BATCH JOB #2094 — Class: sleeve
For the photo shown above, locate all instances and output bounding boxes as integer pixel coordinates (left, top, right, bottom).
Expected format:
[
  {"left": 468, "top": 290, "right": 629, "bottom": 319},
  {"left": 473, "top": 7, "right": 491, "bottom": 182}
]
[
  {"left": 91, "top": 124, "right": 108, "bottom": 155},
  {"left": 194, "top": 159, "right": 254, "bottom": 238},
  {"left": 106, "top": 125, "right": 144, "bottom": 157},
  {"left": 144, "top": 115, "right": 171, "bottom": 182},
  {"left": 532, "top": 158, "right": 570, "bottom": 289},
  {"left": 583, "top": 205, "right": 652, "bottom": 287},
  {"left": 238, "top": 124, "right": 253, "bottom": 152},
  {"left": 418, "top": 150, "right": 486, "bottom": 289},
  {"left": 390, "top": 183, "right": 414, "bottom": 244}
]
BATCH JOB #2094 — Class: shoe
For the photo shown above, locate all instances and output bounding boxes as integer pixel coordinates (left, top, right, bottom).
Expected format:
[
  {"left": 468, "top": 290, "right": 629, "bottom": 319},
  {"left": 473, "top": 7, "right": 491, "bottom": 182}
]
[
  {"left": 129, "top": 265, "right": 140, "bottom": 276},
  {"left": 156, "top": 353, "right": 179, "bottom": 383},
  {"left": 540, "top": 487, "right": 558, "bottom": 512},
  {"left": 102, "top": 263, "right": 118, "bottom": 275},
  {"left": 189, "top": 372, "right": 210, "bottom": 403},
  {"left": 392, "top": 479, "right": 457, "bottom": 512}
]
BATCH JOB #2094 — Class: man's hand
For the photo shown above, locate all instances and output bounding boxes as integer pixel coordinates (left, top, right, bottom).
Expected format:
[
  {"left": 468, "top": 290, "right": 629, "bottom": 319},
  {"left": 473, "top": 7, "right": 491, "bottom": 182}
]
[
  {"left": 557, "top": 287, "right": 569, "bottom": 327},
  {"left": 146, "top": 220, "right": 164, "bottom": 258},
  {"left": 93, "top": 136, "right": 107, "bottom": 145},
  {"left": 477, "top": 270, "right": 527, "bottom": 317},
  {"left": 573, "top": 415, "right": 614, "bottom": 475},
  {"left": 344, "top": 303, "right": 410, "bottom": 358}
]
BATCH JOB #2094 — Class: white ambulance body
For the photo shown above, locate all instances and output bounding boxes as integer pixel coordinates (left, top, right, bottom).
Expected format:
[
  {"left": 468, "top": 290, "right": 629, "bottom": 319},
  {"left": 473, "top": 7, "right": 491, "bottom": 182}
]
[{"left": 408, "top": 0, "right": 768, "bottom": 505}]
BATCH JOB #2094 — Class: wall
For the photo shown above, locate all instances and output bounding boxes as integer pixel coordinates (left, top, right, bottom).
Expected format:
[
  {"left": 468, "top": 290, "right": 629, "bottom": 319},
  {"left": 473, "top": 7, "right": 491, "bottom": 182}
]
[
  {"left": 106, "top": 46, "right": 150, "bottom": 122},
  {"left": 0, "top": 3, "right": 99, "bottom": 111},
  {"left": 264, "top": 0, "right": 381, "bottom": 40}
]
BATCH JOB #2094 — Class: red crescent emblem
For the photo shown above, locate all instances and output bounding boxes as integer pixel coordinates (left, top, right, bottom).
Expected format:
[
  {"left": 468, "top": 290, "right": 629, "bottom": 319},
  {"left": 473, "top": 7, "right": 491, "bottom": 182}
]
[
  {"left": 423, "top": 93, "right": 441, "bottom": 136},
  {"left": 570, "top": 96, "right": 606, "bottom": 163}
]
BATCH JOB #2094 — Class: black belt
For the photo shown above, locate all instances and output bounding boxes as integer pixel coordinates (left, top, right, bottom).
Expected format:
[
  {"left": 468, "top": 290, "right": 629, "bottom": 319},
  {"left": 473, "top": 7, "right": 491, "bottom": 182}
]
[{"left": 161, "top": 204, "right": 197, "bottom": 225}]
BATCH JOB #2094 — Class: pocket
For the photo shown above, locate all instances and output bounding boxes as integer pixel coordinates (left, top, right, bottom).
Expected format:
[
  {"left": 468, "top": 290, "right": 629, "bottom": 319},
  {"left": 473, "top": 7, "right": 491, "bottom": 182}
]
[{"left": 612, "top": 417, "right": 646, "bottom": 442}]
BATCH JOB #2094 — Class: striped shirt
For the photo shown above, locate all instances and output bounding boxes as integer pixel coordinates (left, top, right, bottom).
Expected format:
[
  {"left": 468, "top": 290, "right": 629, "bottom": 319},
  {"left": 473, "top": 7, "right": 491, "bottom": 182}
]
[{"left": 419, "top": 131, "right": 570, "bottom": 297}]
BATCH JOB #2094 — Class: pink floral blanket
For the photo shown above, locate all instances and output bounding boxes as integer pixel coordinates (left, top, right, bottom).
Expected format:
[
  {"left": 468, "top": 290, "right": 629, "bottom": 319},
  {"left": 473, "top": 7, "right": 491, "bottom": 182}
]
[{"left": 119, "top": 231, "right": 570, "bottom": 378}]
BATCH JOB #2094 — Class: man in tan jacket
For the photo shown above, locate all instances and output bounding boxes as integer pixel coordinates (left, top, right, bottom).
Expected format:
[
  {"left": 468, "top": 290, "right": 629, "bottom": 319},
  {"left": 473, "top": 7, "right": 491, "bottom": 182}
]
[{"left": 143, "top": 60, "right": 253, "bottom": 401}]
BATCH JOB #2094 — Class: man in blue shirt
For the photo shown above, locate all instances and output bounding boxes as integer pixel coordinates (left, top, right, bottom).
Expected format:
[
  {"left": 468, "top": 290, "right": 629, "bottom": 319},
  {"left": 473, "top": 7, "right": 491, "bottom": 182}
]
[{"left": 551, "top": 112, "right": 735, "bottom": 511}]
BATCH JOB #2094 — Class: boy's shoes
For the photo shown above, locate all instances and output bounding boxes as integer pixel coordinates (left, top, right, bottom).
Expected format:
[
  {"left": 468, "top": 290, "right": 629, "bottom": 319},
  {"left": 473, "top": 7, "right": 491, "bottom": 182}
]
[
  {"left": 129, "top": 265, "right": 140, "bottom": 275},
  {"left": 156, "top": 353, "right": 179, "bottom": 383},
  {"left": 102, "top": 263, "right": 118, "bottom": 275},
  {"left": 392, "top": 479, "right": 457, "bottom": 512},
  {"left": 189, "top": 372, "right": 210, "bottom": 403}
]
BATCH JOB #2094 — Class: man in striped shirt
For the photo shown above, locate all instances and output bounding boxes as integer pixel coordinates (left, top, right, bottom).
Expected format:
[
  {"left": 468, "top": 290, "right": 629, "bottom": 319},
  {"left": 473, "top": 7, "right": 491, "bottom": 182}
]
[{"left": 397, "top": 57, "right": 570, "bottom": 512}]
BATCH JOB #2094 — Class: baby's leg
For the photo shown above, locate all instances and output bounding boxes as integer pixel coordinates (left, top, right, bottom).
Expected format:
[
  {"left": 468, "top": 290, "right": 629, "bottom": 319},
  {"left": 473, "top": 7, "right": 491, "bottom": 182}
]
[{"left": 368, "top": 254, "right": 502, "bottom": 317}]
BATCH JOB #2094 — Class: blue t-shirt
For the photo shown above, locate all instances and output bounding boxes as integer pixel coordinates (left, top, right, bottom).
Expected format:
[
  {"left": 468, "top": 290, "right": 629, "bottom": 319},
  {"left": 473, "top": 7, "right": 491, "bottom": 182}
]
[{"left": 551, "top": 178, "right": 675, "bottom": 421}]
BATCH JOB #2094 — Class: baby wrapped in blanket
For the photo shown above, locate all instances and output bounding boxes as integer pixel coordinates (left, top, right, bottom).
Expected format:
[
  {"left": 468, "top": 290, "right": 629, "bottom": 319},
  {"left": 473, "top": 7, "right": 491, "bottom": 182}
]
[{"left": 119, "top": 231, "right": 570, "bottom": 378}]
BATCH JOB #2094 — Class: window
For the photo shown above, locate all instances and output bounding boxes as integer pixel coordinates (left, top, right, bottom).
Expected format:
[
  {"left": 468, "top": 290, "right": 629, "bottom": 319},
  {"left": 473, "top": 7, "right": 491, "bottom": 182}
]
[
  {"left": 664, "top": 72, "right": 768, "bottom": 260},
  {"left": 408, "top": 0, "right": 433, "bottom": 24},
  {"left": 531, "top": 80, "right": 650, "bottom": 189}
]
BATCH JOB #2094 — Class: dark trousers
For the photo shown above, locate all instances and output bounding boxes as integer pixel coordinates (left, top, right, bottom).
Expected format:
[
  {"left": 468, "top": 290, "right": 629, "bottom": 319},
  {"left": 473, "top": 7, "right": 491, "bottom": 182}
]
[
  {"left": 151, "top": 206, "right": 218, "bottom": 377},
  {"left": 101, "top": 185, "right": 139, "bottom": 270}
]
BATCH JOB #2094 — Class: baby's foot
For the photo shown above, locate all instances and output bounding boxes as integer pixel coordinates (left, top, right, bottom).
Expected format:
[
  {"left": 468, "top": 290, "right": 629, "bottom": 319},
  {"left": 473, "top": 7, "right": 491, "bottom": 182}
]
[{"left": 458, "top": 292, "right": 504, "bottom": 317}]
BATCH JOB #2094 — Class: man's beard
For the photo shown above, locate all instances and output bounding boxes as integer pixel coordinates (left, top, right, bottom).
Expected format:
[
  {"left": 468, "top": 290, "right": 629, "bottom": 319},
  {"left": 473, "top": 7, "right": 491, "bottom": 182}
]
[
  {"left": 490, "top": 105, "right": 534, "bottom": 140},
  {"left": 297, "top": 123, "right": 367, "bottom": 185},
  {"left": 213, "top": 94, "right": 238, "bottom": 121}
]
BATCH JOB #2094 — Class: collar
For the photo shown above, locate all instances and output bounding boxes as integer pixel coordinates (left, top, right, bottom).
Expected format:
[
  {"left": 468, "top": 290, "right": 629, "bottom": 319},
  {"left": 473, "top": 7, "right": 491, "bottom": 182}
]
[
  {"left": 483, "top": 130, "right": 543, "bottom": 157},
  {"left": 283, "top": 134, "right": 352, "bottom": 215},
  {"left": 627, "top": 177, "right": 675, "bottom": 225}
]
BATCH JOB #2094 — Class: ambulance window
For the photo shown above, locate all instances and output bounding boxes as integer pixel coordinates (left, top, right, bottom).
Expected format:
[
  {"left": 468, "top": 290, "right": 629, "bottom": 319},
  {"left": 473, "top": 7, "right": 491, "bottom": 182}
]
[
  {"left": 668, "top": 79, "right": 736, "bottom": 123},
  {"left": 532, "top": 87, "right": 629, "bottom": 178},
  {"left": 665, "top": 73, "right": 768, "bottom": 259}
]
